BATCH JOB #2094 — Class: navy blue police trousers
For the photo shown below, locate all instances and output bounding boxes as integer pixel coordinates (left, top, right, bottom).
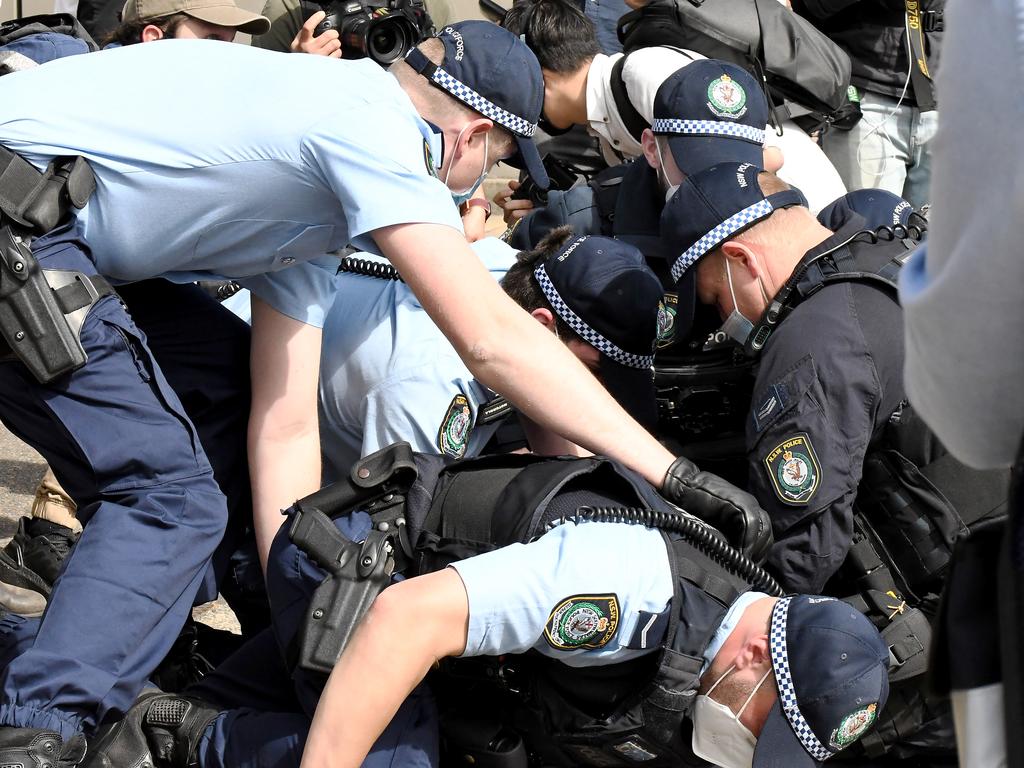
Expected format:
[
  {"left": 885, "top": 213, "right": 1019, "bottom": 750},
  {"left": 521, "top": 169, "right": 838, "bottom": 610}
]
[{"left": 0, "top": 224, "right": 256, "bottom": 737}]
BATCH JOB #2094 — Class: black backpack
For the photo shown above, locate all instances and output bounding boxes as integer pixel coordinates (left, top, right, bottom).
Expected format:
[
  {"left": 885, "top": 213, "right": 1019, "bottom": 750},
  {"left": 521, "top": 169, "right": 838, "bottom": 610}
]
[{"left": 616, "top": 0, "right": 855, "bottom": 130}]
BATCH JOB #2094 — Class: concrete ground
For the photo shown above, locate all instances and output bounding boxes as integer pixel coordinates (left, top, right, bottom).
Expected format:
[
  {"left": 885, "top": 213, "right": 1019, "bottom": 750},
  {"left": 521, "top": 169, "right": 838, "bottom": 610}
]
[{"left": 0, "top": 422, "right": 241, "bottom": 633}]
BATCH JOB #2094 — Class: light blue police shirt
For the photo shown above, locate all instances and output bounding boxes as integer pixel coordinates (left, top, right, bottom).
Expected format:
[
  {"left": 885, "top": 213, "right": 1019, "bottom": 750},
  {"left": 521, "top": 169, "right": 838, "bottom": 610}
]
[
  {"left": 319, "top": 238, "right": 517, "bottom": 483},
  {"left": 0, "top": 40, "right": 462, "bottom": 327},
  {"left": 450, "top": 521, "right": 675, "bottom": 667}
]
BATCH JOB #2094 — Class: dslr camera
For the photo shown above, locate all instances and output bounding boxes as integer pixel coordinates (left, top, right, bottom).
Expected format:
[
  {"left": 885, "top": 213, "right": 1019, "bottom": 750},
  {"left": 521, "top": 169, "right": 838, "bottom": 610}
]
[
  {"left": 309, "top": 0, "right": 434, "bottom": 66},
  {"left": 510, "top": 154, "right": 580, "bottom": 206}
]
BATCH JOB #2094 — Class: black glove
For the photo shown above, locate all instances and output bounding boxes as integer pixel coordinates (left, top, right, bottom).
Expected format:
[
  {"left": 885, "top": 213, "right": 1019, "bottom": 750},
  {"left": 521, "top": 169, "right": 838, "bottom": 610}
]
[{"left": 661, "top": 456, "right": 773, "bottom": 564}]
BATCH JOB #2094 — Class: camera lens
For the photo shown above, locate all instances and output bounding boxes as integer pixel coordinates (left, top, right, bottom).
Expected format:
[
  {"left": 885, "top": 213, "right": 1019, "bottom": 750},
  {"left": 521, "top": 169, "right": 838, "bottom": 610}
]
[{"left": 367, "top": 18, "right": 410, "bottom": 65}]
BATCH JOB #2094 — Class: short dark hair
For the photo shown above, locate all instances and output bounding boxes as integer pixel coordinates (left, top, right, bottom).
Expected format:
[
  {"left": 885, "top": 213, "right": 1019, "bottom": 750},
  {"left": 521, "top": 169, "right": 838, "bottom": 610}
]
[
  {"left": 501, "top": 226, "right": 583, "bottom": 343},
  {"left": 502, "top": 0, "right": 600, "bottom": 75},
  {"left": 102, "top": 12, "right": 189, "bottom": 46}
]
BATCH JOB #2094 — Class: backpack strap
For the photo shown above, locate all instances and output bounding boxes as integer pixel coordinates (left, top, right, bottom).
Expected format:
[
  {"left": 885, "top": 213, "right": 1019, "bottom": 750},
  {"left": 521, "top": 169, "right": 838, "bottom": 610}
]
[{"left": 608, "top": 54, "right": 649, "bottom": 144}]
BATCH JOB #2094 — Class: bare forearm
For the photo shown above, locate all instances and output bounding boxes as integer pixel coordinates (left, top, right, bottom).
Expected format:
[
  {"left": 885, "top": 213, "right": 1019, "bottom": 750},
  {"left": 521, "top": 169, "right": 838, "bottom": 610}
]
[
  {"left": 248, "top": 297, "right": 324, "bottom": 572},
  {"left": 249, "top": 422, "right": 321, "bottom": 571},
  {"left": 302, "top": 571, "right": 470, "bottom": 768}
]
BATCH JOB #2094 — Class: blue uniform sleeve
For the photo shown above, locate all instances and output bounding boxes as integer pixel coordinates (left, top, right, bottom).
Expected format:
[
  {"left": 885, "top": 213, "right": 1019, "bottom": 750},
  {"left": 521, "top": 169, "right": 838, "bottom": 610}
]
[
  {"left": 237, "top": 256, "right": 340, "bottom": 328},
  {"left": 300, "top": 104, "right": 463, "bottom": 252},
  {"left": 450, "top": 522, "right": 673, "bottom": 667}
]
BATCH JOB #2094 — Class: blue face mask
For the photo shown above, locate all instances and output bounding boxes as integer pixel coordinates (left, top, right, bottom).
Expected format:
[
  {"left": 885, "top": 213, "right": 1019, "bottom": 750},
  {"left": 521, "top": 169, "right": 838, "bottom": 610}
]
[{"left": 446, "top": 126, "right": 489, "bottom": 207}]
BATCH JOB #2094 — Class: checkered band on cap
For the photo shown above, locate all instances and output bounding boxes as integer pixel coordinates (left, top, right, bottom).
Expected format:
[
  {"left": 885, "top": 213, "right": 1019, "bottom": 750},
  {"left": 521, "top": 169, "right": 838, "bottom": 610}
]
[
  {"left": 430, "top": 67, "right": 536, "bottom": 138},
  {"left": 670, "top": 198, "right": 774, "bottom": 283},
  {"left": 534, "top": 256, "right": 655, "bottom": 369},
  {"left": 770, "top": 597, "right": 835, "bottom": 763},
  {"left": 651, "top": 119, "right": 765, "bottom": 145}
]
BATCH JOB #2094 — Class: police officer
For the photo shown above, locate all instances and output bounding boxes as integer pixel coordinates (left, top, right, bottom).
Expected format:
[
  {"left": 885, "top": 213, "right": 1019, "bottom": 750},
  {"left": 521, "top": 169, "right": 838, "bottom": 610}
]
[
  {"left": 657, "top": 163, "right": 923, "bottom": 592},
  {"left": 83, "top": 448, "right": 889, "bottom": 768},
  {"left": 0, "top": 20, "right": 747, "bottom": 765},
  {"left": 0, "top": 0, "right": 272, "bottom": 627},
  {"left": 508, "top": 60, "right": 779, "bottom": 277},
  {"left": 319, "top": 231, "right": 667, "bottom": 479}
]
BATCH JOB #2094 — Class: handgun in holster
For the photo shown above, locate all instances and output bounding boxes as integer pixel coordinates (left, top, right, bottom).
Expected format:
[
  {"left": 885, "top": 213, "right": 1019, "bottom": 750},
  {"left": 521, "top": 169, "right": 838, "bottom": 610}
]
[
  {"left": 0, "top": 149, "right": 109, "bottom": 383},
  {"left": 289, "top": 442, "right": 418, "bottom": 675}
]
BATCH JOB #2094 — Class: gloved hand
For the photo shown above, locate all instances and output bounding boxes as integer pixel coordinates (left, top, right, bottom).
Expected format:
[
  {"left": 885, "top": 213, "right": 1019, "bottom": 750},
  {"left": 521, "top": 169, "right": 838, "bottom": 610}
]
[{"left": 661, "top": 455, "right": 773, "bottom": 564}]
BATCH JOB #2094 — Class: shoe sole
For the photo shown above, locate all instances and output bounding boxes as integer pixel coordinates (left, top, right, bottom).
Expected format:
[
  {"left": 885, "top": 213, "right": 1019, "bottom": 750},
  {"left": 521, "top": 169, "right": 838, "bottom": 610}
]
[{"left": 0, "top": 580, "right": 46, "bottom": 618}]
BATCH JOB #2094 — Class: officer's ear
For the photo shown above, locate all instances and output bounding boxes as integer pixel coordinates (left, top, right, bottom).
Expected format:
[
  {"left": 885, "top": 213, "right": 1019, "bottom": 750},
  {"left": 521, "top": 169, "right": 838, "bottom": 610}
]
[
  {"left": 530, "top": 307, "right": 557, "bottom": 333},
  {"left": 458, "top": 118, "right": 494, "bottom": 157},
  {"left": 640, "top": 129, "right": 660, "bottom": 171},
  {"left": 139, "top": 23, "right": 167, "bottom": 42},
  {"left": 720, "top": 240, "right": 765, "bottom": 280},
  {"left": 732, "top": 632, "right": 771, "bottom": 672}
]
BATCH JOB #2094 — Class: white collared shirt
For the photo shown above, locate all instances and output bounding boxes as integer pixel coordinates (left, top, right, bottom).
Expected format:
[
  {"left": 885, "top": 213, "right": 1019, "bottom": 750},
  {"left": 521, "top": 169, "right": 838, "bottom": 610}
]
[{"left": 586, "top": 48, "right": 704, "bottom": 165}]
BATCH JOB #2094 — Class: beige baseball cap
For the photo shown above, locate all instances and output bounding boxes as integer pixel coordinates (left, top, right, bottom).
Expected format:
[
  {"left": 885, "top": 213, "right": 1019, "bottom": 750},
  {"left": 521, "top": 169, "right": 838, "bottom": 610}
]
[{"left": 121, "top": 0, "right": 271, "bottom": 34}]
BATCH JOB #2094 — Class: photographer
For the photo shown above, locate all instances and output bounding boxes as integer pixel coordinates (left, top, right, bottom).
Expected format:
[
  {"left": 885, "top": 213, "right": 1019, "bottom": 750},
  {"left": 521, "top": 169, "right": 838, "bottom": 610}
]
[{"left": 252, "top": 0, "right": 452, "bottom": 59}]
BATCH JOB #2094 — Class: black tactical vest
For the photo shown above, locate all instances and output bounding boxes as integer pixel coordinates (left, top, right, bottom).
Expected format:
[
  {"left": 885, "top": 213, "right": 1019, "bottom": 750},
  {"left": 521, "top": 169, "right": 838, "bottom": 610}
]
[{"left": 400, "top": 453, "right": 754, "bottom": 767}]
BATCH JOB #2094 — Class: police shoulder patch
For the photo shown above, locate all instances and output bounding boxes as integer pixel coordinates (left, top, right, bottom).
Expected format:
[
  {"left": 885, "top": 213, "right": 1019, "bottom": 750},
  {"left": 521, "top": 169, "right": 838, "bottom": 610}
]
[
  {"left": 437, "top": 394, "right": 473, "bottom": 459},
  {"left": 829, "top": 703, "right": 878, "bottom": 751},
  {"left": 763, "top": 432, "right": 821, "bottom": 505},
  {"left": 423, "top": 138, "right": 438, "bottom": 179},
  {"left": 656, "top": 293, "right": 678, "bottom": 350},
  {"left": 544, "top": 594, "right": 620, "bottom": 651}
]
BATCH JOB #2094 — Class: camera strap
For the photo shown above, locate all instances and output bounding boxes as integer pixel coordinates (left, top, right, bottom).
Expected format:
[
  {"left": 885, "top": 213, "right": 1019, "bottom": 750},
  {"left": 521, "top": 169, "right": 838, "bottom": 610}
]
[{"left": 904, "top": 1, "right": 937, "bottom": 112}]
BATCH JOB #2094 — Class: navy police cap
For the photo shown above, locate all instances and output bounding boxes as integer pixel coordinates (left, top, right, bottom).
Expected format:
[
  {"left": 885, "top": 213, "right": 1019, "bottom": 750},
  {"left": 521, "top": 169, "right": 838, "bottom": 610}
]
[
  {"left": 817, "top": 188, "right": 918, "bottom": 231},
  {"left": 754, "top": 596, "right": 890, "bottom": 767},
  {"left": 659, "top": 162, "right": 806, "bottom": 341},
  {"left": 535, "top": 235, "right": 665, "bottom": 428},
  {"left": 405, "top": 21, "right": 549, "bottom": 188},
  {"left": 652, "top": 60, "right": 768, "bottom": 178}
]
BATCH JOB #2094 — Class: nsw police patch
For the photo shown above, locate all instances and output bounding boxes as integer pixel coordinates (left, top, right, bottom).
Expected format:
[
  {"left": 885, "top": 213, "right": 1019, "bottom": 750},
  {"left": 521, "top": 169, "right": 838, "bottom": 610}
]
[
  {"left": 544, "top": 594, "right": 619, "bottom": 651},
  {"left": 764, "top": 433, "right": 821, "bottom": 505},
  {"left": 706, "top": 74, "right": 747, "bottom": 119},
  {"left": 656, "top": 293, "right": 678, "bottom": 350},
  {"left": 423, "top": 138, "right": 438, "bottom": 179},
  {"left": 829, "top": 703, "right": 878, "bottom": 751},
  {"left": 437, "top": 394, "right": 473, "bottom": 459}
]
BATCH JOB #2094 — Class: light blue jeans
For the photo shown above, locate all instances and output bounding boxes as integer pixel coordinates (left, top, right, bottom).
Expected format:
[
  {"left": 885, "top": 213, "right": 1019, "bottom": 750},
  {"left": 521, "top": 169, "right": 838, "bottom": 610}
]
[
  {"left": 583, "top": 0, "right": 629, "bottom": 54},
  {"left": 822, "top": 88, "right": 939, "bottom": 208}
]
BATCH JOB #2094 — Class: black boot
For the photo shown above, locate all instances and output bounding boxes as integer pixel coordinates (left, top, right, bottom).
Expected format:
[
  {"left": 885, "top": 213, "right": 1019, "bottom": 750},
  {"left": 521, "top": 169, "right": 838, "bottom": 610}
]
[
  {"left": 0, "top": 726, "right": 86, "bottom": 768},
  {"left": 83, "top": 692, "right": 220, "bottom": 768}
]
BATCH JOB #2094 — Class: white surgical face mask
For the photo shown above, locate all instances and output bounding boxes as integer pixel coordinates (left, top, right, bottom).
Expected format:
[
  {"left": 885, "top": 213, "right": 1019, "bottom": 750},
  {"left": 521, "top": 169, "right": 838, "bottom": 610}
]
[
  {"left": 719, "top": 256, "right": 770, "bottom": 347},
  {"left": 446, "top": 125, "right": 489, "bottom": 206},
  {"left": 691, "top": 664, "right": 773, "bottom": 768},
  {"left": 654, "top": 140, "right": 679, "bottom": 203}
]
